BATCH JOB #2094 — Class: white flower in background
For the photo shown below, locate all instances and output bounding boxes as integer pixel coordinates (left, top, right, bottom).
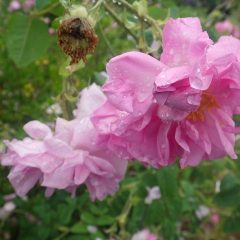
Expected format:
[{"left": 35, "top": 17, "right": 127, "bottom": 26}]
[
  {"left": 145, "top": 186, "right": 161, "bottom": 204},
  {"left": 87, "top": 225, "right": 97, "bottom": 234},
  {"left": 4, "top": 202, "right": 15, "bottom": 212},
  {"left": 195, "top": 205, "right": 210, "bottom": 220},
  {"left": 99, "top": 71, "right": 108, "bottom": 79},
  {"left": 131, "top": 229, "right": 158, "bottom": 240},
  {"left": 3, "top": 193, "right": 16, "bottom": 201},
  {"left": 236, "top": 134, "right": 240, "bottom": 141},
  {"left": 46, "top": 103, "right": 62, "bottom": 115},
  {"left": 215, "top": 180, "right": 221, "bottom": 193},
  {"left": 0, "top": 202, "right": 16, "bottom": 220}
]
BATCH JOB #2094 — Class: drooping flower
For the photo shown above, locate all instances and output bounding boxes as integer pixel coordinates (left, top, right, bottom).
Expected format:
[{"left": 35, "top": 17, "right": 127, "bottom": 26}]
[
  {"left": 58, "top": 9, "right": 98, "bottom": 64},
  {"left": 1, "top": 84, "right": 128, "bottom": 200},
  {"left": 1, "top": 121, "right": 60, "bottom": 197}
]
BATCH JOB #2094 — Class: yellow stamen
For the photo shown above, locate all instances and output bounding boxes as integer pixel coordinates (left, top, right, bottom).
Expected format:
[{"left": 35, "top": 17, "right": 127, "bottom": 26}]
[{"left": 187, "top": 92, "right": 218, "bottom": 121}]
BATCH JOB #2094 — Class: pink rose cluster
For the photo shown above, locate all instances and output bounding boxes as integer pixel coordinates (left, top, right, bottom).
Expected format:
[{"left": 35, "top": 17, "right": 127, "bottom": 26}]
[
  {"left": 1, "top": 17, "right": 240, "bottom": 200},
  {"left": 215, "top": 19, "right": 240, "bottom": 39}
]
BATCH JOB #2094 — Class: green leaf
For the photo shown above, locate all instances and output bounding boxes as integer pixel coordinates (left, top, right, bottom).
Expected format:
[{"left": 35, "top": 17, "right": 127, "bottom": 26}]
[
  {"left": 57, "top": 202, "right": 75, "bottom": 225},
  {"left": 149, "top": 7, "right": 168, "bottom": 20},
  {"left": 89, "top": 204, "right": 108, "bottom": 215},
  {"left": 215, "top": 187, "right": 240, "bottom": 207},
  {"left": 66, "top": 236, "right": 89, "bottom": 240},
  {"left": 223, "top": 211, "right": 240, "bottom": 233},
  {"left": 81, "top": 212, "right": 96, "bottom": 224},
  {"left": 6, "top": 13, "right": 51, "bottom": 67},
  {"left": 95, "top": 215, "right": 115, "bottom": 226},
  {"left": 169, "top": 7, "right": 179, "bottom": 18},
  {"left": 215, "top": 173, "right": 240, "bottom": 208},
  {"left": 70, "top": 223, "right": 88, "bottom": 234},
  {"left": 36, "top": 0, "right": 54, "bottom": 9},
  {"left": 220, "top": 173, "right": 240, "bottom": 192}
]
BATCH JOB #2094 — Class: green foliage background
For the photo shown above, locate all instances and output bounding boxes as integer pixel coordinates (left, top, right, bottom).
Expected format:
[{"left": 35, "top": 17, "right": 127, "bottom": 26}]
[{"left": 1, "top": 0, "right": 240, "bottom": 239}]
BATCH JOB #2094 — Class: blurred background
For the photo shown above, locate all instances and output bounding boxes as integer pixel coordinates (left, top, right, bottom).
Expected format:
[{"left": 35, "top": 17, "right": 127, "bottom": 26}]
[{"left": 1, "top": 0, "right": 240, "bottom": 239}]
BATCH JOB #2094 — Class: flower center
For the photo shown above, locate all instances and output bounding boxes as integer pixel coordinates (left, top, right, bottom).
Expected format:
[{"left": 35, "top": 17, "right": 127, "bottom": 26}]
[{"left": 187, "top": 92, "right": 218, "bottom": 121}]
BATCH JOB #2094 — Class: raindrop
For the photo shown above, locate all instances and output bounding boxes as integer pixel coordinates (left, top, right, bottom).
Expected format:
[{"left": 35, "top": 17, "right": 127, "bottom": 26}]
[{"left": 161, "top": 74, "right": 166, "bottom": 79}]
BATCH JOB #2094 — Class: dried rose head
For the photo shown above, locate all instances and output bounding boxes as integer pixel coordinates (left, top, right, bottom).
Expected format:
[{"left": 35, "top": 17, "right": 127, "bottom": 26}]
[{"left": 58, "top": 17, "right": 98, "bottom": 64}]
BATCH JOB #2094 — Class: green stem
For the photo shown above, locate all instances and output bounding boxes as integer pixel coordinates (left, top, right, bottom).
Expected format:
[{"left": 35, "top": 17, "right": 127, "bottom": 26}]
[
  {"left": 30, "top": 2, "right": 59, "bottom": 17},
  {"left": 117, "top": 193, "right": 133, "bottom": 231},
  {"left": 102, "top": 2, "right": 138, "bottom": 42},
  {"left": 99, "top": 24, "right": 115, "bottom": 56},
  {"left": 118, "top": 0, "right": 155, "bottom": 26},
  {"left": 90, "top": 0, "right": 104, "bottom": 12},
  {"left": 113, "top": 0, "right": 163, "bottom": 41},
  {"left": 60, "top": 76, "right": 74, "bottom": 120},
  {"left": 139, "top": 18, "right": 147, "bottom": 51}
]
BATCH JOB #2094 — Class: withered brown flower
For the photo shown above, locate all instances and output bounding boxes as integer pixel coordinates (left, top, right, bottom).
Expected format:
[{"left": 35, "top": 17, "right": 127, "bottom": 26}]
[{"left": 58, "top": 17, "right": 98, "bottom": 64}]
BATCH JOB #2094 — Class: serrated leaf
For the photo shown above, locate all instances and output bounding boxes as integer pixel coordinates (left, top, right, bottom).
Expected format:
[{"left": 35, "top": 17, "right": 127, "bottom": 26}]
[{"left": 6, "top": 13, "right": 51, "bottom": 67}]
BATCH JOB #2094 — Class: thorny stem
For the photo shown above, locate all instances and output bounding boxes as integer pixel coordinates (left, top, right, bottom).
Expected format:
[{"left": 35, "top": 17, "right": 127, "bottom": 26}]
[
  {"left": 118, "top": 0, "right": 163, "bottom": 39},
  {"left": 102, "top": 2, "right": 138, "bottom": 42}
]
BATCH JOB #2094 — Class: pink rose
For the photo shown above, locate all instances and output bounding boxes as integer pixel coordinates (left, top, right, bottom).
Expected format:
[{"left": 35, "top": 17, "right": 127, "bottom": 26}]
[
  {"left": 93, "top": 17, "right": 240, "bottom": 168},
  {"left": 1, "top": 84, "right": 128, "bottom": 200}
]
